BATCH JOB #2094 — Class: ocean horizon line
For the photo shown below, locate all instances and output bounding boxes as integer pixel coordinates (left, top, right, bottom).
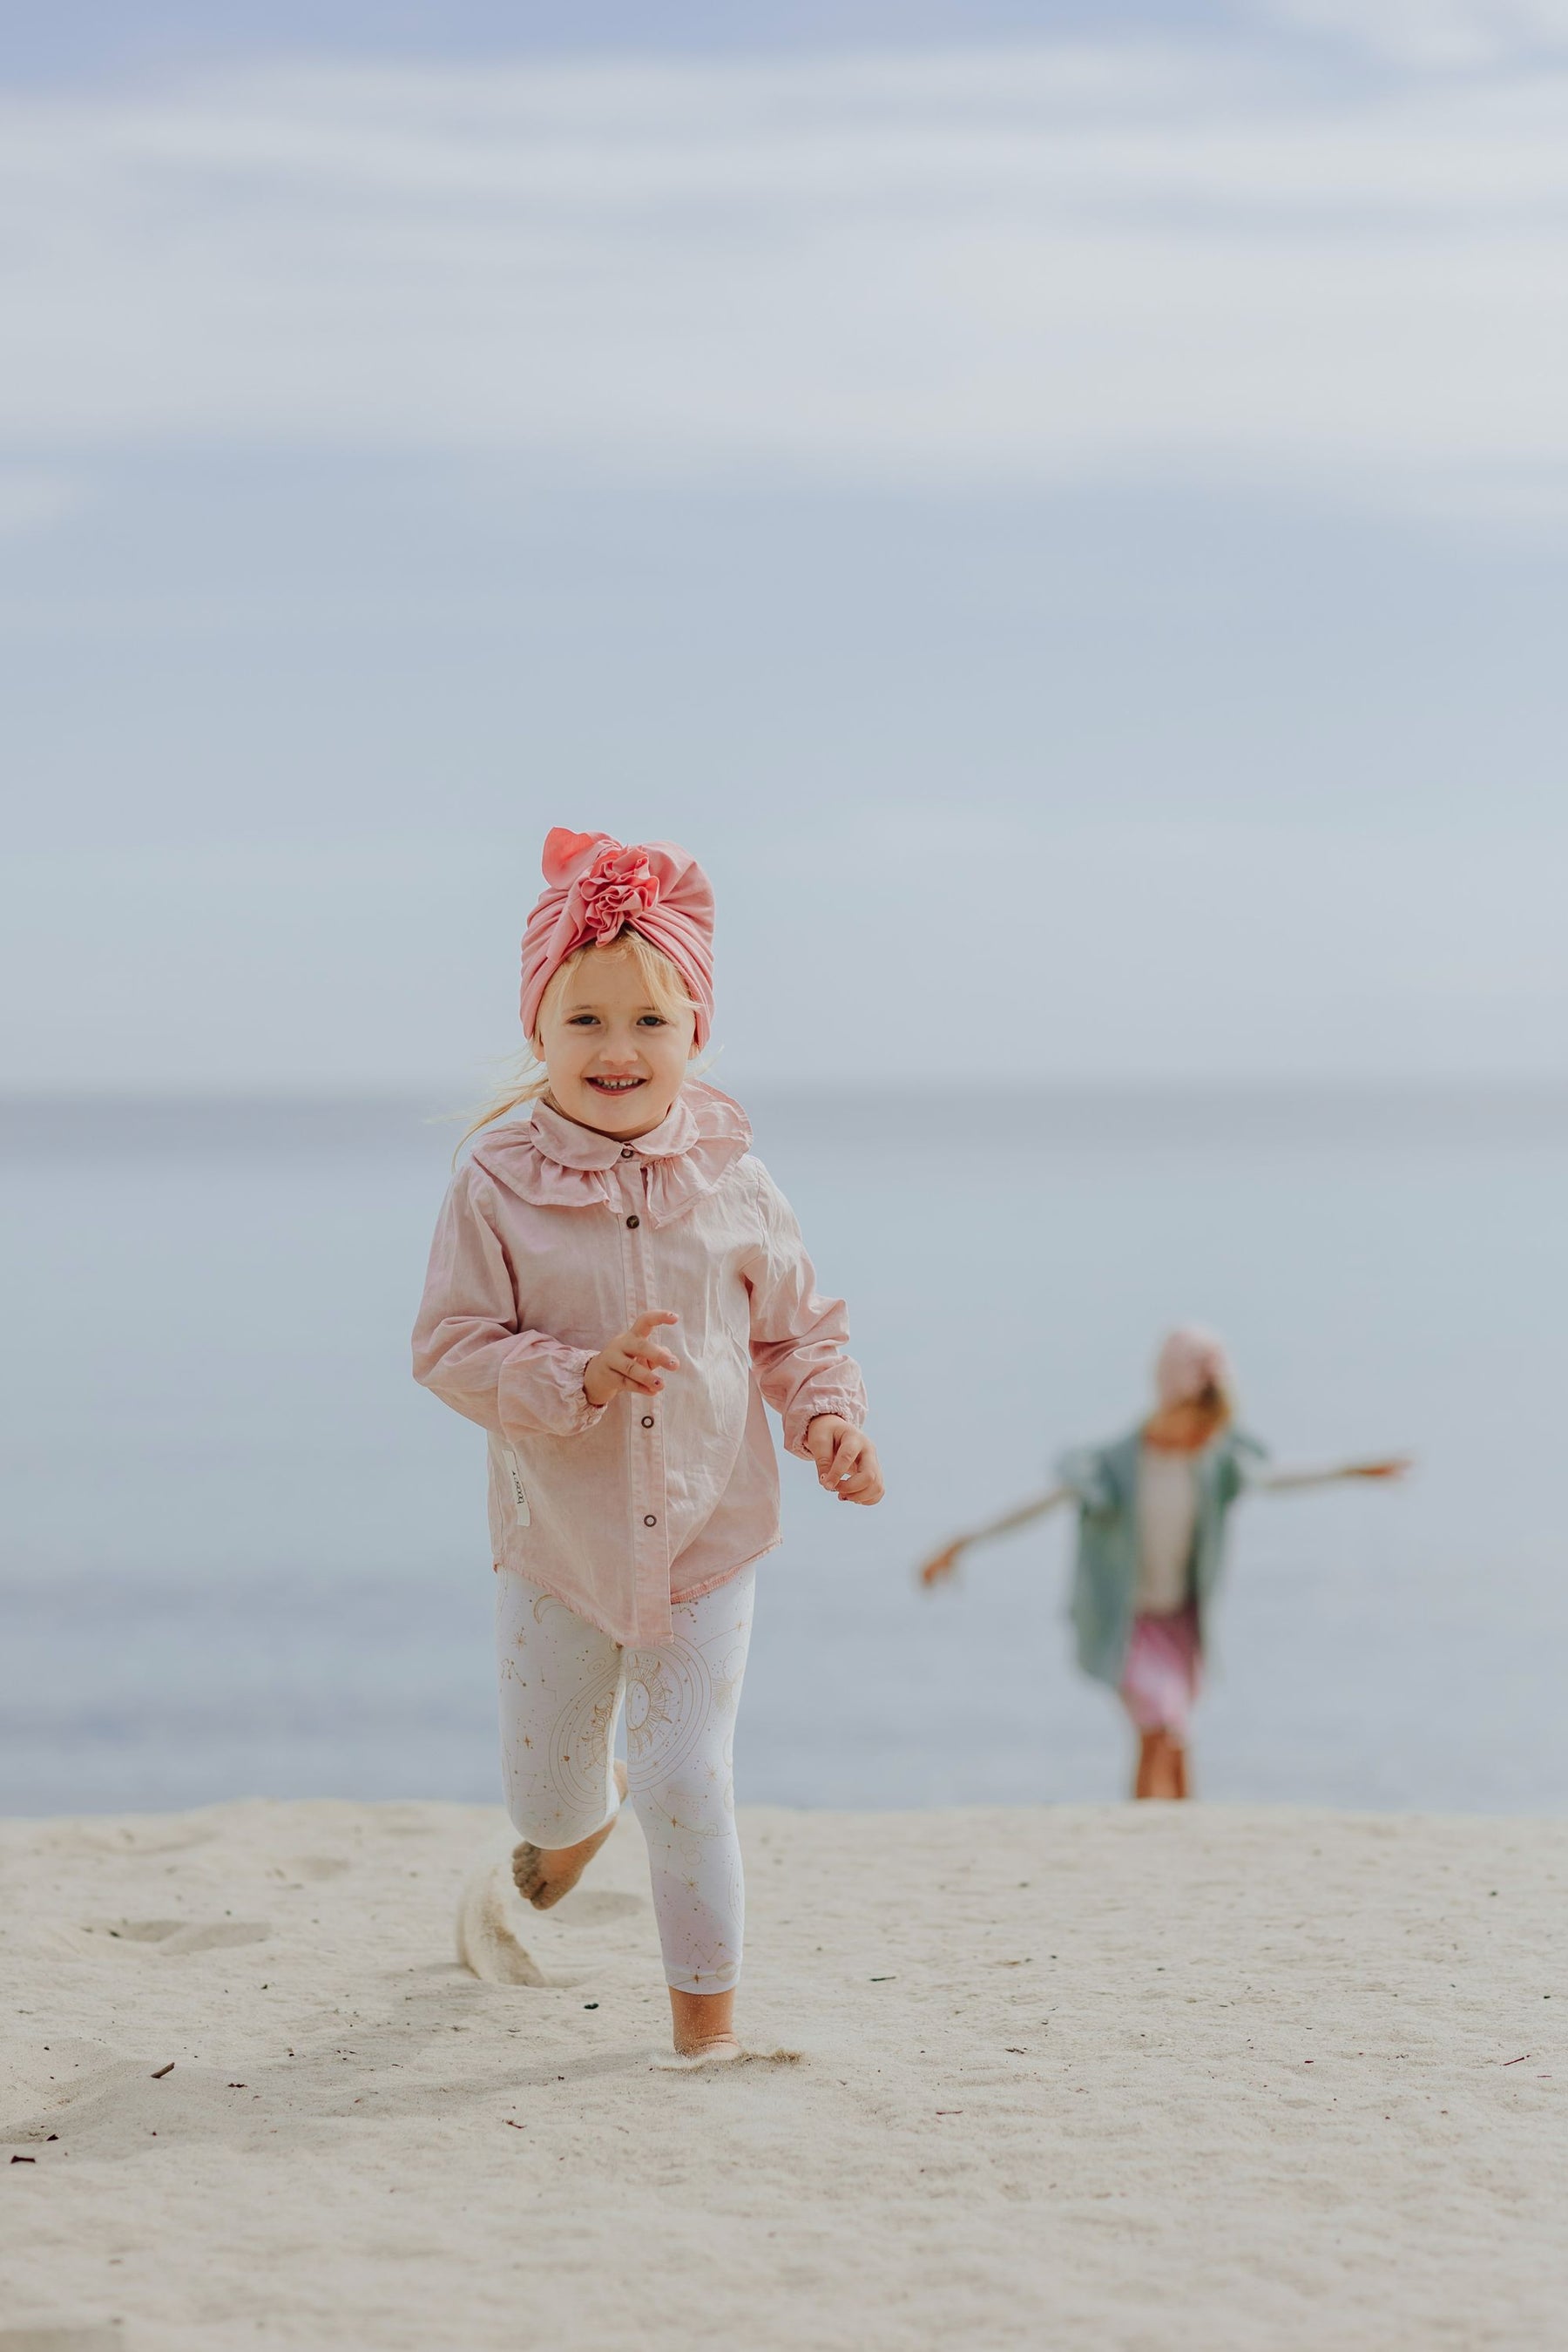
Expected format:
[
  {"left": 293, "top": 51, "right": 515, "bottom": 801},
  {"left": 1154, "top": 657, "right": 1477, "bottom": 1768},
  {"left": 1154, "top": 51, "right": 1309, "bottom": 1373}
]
[{"left": 4, "top": 1078, "right": 1568, "bottom": 1157}]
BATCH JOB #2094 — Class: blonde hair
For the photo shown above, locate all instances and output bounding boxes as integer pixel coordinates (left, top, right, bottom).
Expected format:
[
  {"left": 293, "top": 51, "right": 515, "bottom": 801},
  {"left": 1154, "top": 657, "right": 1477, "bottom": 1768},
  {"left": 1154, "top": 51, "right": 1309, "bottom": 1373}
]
[
  {"left": 456, "top": 927, "right": 701, "bottom": 1156},
  {"left": 1192, "top": 1379, "right": 1233, "bottom": 1430}
]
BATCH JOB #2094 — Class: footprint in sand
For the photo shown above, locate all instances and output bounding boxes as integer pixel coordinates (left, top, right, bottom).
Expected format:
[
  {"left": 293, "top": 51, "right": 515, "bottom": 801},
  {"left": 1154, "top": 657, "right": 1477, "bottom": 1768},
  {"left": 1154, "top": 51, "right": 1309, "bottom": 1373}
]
[
  {"left": 42, "top": 1818, "right": 220, "bottom": 1859},
  {"left": 80, "top": 1918, "right": 271, "bottom": 1956},
  {"left": 546, "top": 1889, "right": 643, "bottom": 1927}
]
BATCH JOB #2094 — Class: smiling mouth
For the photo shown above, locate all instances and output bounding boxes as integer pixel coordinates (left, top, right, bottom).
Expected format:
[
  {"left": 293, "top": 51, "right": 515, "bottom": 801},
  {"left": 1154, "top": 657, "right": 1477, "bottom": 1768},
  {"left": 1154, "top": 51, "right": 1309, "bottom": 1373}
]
[{"left": 586, "top": 1076, "right": 646, "bottom": 1093}]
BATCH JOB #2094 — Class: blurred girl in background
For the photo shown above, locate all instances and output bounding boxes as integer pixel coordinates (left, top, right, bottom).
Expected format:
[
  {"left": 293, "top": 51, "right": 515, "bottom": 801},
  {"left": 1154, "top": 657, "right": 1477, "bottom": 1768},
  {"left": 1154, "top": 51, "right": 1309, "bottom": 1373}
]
[{"left": 919, "top": 1328, "right": 1407, "bottom": 1799}]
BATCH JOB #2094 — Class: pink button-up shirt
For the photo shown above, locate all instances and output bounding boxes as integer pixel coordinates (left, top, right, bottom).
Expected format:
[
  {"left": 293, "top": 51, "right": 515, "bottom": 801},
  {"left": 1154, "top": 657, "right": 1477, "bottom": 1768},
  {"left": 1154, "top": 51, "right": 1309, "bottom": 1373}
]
[{"left": 411, "top": 1081, "right": 867, "bottom": 1646}]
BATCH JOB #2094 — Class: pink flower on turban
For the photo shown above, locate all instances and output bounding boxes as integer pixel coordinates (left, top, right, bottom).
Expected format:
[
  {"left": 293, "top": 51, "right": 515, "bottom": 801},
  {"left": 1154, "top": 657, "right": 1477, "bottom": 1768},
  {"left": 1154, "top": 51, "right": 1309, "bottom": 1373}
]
[
  {"left": 1153, "top": 1327, "right": 1233, "bottom": 1409},
  {"left": 519, "top": 828, "right": 715, "bottom": 1047}
]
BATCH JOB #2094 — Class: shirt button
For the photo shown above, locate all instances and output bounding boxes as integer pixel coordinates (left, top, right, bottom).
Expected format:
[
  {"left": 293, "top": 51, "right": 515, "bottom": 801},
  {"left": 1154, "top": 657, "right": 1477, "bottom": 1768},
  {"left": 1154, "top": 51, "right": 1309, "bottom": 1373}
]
[
  {"left": 644, "top": 1513, "right": 658, "bottom": 1527},
  {"left": 619, "top": 1146, "right": 634, "bottom": 1158},
  {"left": 626, "top": 1213, "right": 640, "bottom": 1228},
  {"left": 641, "top": 1415, "right": 654, "bottom": 1429}
]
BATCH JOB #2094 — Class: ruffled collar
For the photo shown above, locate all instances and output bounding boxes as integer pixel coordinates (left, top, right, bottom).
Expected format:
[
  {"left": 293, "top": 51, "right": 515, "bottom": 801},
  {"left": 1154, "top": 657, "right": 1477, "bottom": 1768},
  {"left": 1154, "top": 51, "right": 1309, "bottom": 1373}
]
[{"left": 470, "top": 1079, "right": 752, "bottom": 1227}]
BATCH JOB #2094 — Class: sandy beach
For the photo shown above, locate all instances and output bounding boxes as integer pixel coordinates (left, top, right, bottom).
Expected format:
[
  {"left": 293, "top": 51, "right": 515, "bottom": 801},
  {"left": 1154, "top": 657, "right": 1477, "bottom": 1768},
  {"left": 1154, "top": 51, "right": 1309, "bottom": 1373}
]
[{"left": 2, "top": 1798, "right": 1564, "bottom": 2350}]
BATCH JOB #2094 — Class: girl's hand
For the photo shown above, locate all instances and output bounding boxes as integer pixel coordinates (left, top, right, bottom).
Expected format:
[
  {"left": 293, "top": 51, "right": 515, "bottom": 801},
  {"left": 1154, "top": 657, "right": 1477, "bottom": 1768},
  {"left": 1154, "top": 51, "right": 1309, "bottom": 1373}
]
[
  {"left": 805, "top": 1416, "right": 884, "bottom": 1504},
  {"left": 1348, "top": 1456, "right": 1413, "bottom": 1480},
  {"left": 585, "top": 1310, "right": 680, "bottom": 1407},
  {"left": 919, "top": 1541, "right": 965, "bottom": 1588}
]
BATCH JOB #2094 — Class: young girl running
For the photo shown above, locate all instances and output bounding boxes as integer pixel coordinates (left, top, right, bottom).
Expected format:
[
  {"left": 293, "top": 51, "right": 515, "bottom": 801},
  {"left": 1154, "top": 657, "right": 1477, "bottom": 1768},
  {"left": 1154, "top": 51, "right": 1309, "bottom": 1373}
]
[
  {"left": 413, "top": 829, "right": 882, "bottom": 2065},
  {"left": 920, "top": 1327, "right": 1406, "bottom": 1800}
]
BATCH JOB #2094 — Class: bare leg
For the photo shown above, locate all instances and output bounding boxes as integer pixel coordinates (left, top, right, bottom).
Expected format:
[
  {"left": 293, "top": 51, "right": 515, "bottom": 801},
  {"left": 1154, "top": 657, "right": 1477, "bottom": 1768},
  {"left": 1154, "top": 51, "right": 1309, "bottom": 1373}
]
[
  {"left": 512, "top": 1761, "right": 628, "bottom": 1910},
  {"left": 1134, "top": 1731, "right": 1159, "bottom": 1800},
  {"left": 1134, "top": 1730, "right": 1187, "bottom": 1801},
  {"left": 667, "top": 1985, "right": 740, "bottom": 2064}
]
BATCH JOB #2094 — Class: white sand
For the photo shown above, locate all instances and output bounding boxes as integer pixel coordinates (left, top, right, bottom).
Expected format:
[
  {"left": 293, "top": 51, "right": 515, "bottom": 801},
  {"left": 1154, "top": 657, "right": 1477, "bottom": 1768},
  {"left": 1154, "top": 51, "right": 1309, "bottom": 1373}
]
[{"left": 2, "top": 1798, "right": 1564, "bottom": 2351}]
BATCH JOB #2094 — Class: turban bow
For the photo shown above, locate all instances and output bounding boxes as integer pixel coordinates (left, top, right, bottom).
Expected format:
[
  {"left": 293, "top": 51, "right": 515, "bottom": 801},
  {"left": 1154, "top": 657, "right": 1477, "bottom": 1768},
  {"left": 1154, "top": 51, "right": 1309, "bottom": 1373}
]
[{"left": 519, "top": 829, "right": 715, "bottom": 1046}]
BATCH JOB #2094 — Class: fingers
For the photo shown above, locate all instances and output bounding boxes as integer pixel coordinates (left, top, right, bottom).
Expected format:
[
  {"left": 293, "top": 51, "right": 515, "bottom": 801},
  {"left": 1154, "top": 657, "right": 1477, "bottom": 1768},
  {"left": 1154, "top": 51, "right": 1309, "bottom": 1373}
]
[
  {"left": 839, "top": 1470, "right": 882, "bottom": 1503},
  {"left": 820, "top": 1432, "right": 883, "bottom": 1504},
  {"left": 625, "top": 1319, "right": 679, "bottom": 1365},
  {"left": 603, "top": 1315, "right": 682, "bottom": 1396},
  {"left": 806, "top": 1416, "right": 858, "bottom": 1479}
]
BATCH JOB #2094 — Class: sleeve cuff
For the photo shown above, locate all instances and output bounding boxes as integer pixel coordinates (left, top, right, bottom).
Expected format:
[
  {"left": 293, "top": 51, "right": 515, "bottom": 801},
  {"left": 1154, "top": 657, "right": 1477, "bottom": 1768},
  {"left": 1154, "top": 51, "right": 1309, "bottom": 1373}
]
[
  {"left": 786, "top": 1396, "right": 866, "bottom": 1458},
  {"left": 498, "top": 1341, "right": 611, "bottom": 1439}
]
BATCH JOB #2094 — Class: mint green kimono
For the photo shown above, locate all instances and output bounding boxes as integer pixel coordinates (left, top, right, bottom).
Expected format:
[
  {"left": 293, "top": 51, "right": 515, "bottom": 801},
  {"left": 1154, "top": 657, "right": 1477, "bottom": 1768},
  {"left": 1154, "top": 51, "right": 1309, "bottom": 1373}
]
[{"left": 1053, "top": 1428, "right": 1270, "bottom": 1691}]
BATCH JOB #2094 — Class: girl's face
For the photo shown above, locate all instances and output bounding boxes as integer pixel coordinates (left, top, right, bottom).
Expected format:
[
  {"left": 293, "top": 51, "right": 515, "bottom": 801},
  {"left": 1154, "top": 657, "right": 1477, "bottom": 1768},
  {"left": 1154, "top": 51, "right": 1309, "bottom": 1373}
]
[
  {"left": 536, "top": 942, "right": 698, "bottom": 1139},
  {"left": 1144, "top": 1392, "right": 1230, "bottom": 1453}
]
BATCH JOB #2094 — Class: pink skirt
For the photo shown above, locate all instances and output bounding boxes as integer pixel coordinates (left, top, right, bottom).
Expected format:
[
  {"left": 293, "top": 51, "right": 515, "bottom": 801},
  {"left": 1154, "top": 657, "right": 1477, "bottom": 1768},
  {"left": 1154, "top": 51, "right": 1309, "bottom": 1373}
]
[{"left": 1119, "top": 1605, "right": 1202, "bottom": 1739}]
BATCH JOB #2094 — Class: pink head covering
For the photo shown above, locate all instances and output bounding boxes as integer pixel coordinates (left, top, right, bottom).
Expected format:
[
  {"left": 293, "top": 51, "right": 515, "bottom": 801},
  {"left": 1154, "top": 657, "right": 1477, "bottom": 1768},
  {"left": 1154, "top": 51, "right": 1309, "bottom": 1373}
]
[
  {"left": 518, "top": 829, "right": 715, "bottom": 1047},
  {"left": 1153, "top": 1326, "right": 1233, "bottom": 1409}
]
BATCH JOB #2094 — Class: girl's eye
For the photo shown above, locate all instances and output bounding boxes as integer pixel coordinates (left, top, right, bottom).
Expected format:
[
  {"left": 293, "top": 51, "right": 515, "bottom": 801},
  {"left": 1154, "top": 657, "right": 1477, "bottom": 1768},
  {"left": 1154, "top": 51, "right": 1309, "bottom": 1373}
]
[
  {"left": 567, "top": 1014, "right": 600, "bottom": 1027},
  {"left": 637, "top": 1015, "right": 666, "bottom": 1029}
]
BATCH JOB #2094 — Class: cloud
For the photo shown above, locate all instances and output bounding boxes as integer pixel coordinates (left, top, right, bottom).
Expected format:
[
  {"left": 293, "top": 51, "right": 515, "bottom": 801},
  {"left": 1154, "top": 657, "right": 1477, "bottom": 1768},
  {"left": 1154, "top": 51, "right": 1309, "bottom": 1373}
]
[
  {"left": 1260, "top": 0, "right": 1568, "bottom": 69},
  {"left": 3, "top": 30, "right": 1568, "bottom": 519}
]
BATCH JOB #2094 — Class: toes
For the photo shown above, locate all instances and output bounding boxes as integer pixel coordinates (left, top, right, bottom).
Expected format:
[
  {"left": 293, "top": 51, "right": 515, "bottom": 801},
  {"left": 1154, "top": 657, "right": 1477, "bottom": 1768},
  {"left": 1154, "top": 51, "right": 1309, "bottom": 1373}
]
[{"left": 510, "top": 1842, "right": 546, "bottom": 1903}]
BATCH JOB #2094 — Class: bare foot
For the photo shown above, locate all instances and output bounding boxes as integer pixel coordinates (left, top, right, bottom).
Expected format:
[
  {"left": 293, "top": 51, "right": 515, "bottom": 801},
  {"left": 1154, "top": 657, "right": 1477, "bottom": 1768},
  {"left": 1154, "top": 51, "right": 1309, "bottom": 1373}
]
[
  {"left": 667, "top": 1984, "right": 738, "bottom": 2063},
  {"left": 650, "top": 2039, "right": 744, "bottom": 2072},
  {"left": 511, "top": 1762, "right": 627, "bottom": 1910}
]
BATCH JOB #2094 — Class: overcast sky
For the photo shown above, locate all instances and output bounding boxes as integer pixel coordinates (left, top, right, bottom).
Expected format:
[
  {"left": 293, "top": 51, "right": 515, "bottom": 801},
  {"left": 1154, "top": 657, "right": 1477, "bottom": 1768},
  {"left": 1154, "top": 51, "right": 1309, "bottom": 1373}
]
[{"left": 3, "top": 0, "right": 1566, "bottom": 1095}]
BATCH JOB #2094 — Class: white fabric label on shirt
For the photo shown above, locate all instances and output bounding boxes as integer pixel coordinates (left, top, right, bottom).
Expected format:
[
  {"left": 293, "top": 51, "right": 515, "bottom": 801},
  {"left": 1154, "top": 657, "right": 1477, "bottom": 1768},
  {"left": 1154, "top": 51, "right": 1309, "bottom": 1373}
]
[{"left": 504, "top": 1448, "right": 531, "bottom": 1527}]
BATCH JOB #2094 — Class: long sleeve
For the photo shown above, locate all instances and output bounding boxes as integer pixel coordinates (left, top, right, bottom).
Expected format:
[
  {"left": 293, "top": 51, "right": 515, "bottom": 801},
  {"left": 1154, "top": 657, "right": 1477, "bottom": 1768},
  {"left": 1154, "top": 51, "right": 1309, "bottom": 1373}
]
[
  {"left": 742, "top": 1164, "right": 867, "bottom": 1458},
  {"left": 1054, "top": 1444, "right": 1117, "bottom": 1516},
  {"left": 411, "top": 1166, "right": 607, "bottom": 1441},
  {"left": 1218, "top": 1431, "right": 1272, "bottom": 1502}
]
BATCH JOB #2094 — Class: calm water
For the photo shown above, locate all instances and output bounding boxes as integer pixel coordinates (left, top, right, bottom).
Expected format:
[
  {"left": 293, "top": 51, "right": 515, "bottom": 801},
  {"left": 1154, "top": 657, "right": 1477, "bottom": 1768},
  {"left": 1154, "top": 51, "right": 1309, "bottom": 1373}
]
[{"left": 3, "top": 1089, "right": 1565, "bottom": 1817}]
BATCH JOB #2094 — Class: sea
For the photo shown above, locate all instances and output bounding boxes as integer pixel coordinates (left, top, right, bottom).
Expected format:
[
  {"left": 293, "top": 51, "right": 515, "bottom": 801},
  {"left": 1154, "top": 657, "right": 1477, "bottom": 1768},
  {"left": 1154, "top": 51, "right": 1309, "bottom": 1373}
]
[{"left": 3, "top": 1086, "right": 1565, "bottom": 1819}]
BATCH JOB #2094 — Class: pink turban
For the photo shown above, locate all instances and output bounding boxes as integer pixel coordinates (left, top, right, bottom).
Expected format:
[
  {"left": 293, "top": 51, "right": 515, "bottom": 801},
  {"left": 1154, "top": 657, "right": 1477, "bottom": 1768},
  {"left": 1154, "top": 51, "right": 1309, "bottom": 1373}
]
[
  {"left": 519, "top": 829, "right": 715, "bottom": 1046},
  {"left": 1153, "top": 1326, "right": 1233, "bottom": 1409}
]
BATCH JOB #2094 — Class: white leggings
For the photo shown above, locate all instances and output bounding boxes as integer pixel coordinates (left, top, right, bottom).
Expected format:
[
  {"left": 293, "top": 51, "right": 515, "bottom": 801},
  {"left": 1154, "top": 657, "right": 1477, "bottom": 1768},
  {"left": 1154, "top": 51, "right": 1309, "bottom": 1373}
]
[{"left": 494, "top": 1565, "right": 755, "bottom": 1996}]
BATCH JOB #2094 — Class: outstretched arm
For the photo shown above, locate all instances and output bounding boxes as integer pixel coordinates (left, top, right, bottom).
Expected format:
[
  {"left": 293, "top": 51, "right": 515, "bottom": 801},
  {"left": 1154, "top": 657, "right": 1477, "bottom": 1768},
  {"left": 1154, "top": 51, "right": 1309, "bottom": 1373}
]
[
  {"left": 1260, "top": 1456, "right": 1412, "bottom": 1493},
  {"left": 919, "top": 1487, "right": 1072, "bottom": 1588}
]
